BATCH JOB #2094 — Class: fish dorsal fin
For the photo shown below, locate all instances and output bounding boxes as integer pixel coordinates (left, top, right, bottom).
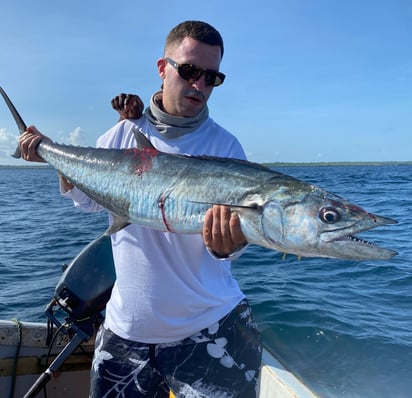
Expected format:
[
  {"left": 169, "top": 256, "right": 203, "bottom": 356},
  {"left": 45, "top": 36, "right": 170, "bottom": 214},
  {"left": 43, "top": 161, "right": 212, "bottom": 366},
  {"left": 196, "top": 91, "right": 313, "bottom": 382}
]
[{"left": 132, "top": 127, "right": 156, "bottom": 150}]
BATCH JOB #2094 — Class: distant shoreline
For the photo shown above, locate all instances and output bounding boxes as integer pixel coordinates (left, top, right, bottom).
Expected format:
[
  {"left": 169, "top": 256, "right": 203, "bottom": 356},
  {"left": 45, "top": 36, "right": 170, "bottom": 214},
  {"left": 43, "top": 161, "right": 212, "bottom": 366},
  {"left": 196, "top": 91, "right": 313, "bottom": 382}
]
[
  {"left": 262, "top": 160, "right": 412, "bottom": 167},
  {"left": 0, "top": 165, "right": 52, "bottom": 169},
  {"left": 1, "top": 161, "right": 412, "bottom": 169}
]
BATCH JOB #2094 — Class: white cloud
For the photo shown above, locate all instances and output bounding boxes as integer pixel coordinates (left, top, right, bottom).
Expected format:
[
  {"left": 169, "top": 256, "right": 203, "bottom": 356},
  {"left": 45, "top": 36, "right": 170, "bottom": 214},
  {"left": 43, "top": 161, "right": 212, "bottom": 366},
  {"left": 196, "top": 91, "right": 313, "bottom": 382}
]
[
  {"left": 58, "top": 127, "right": 87, "bottom": 146},
  {"left": 0, "top": 128, "right": 19, "bottom": 157}
]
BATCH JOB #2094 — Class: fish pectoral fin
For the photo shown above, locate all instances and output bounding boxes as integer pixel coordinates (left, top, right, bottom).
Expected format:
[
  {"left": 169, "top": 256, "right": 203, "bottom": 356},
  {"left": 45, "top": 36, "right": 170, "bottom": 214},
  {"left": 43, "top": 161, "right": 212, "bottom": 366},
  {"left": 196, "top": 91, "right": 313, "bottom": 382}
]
[
  {"left": 189, "top": 200, "right": 262, "bottom": 210},
  {"left": 104, "top": 215, "right": 131, "bottom": 235}
]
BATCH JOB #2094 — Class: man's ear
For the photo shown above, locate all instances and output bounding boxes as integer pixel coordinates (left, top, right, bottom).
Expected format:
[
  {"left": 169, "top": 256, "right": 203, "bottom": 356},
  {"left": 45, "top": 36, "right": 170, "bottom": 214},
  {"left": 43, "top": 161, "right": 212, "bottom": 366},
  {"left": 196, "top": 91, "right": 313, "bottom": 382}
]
[{"left": 157, "top": 58, "right": 167, "bottom": 79}]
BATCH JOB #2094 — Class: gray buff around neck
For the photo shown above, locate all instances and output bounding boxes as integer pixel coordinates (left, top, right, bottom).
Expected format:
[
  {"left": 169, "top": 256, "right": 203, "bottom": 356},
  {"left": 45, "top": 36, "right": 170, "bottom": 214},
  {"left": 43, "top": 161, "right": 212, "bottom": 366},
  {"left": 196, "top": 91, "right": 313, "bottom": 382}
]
[{"left": 144, "top": 91, "right": 209, "bottom": 139}]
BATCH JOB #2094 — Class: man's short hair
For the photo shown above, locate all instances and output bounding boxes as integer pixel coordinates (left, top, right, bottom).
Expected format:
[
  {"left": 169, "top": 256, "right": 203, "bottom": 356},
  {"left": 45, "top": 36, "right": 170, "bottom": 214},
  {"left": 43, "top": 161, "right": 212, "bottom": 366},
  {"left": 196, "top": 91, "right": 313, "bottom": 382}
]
[{"left": 165, "top": 20, "right": 224, "bottom": 58}]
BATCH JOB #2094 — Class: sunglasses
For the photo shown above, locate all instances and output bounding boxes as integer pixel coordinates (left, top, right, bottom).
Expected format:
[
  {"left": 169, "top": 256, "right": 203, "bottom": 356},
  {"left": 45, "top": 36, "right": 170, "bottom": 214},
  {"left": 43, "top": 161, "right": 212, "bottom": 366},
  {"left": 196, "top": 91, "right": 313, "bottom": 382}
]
[{"left": 166, "top": 57, "right": 226, "bottom": 87}]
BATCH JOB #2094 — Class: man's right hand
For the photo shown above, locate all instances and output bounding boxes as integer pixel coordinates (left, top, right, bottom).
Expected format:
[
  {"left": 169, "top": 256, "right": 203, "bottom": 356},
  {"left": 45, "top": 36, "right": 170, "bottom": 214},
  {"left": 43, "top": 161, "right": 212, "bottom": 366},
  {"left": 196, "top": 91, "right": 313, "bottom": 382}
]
[
  {"left": 111, "top": 93, "right": 144, "bottom": 120},
  {"left": 19, "top": 126, "right": 49, "bottom": 163}
]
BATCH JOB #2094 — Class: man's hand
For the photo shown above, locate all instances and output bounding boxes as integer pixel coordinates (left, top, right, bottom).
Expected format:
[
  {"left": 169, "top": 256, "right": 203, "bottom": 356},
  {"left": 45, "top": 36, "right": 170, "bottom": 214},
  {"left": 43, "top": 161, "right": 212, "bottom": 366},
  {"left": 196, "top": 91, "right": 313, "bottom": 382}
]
[
  {"left": 203, "top": 205, "right": 247, "bottom": 258},
  {"left": 111, "top": 93, "right": 144, "bottom": 120},
  {"left": 19, "top": 126, "right": 49, "bottom": 163}
]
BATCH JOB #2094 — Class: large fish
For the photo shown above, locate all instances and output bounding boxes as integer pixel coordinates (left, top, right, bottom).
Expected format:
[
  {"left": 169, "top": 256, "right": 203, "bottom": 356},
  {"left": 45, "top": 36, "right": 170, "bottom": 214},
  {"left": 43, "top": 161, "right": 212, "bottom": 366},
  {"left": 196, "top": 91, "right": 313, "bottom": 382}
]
[{"left": 1, "top": 87, "right": 397, "bottom": 261}]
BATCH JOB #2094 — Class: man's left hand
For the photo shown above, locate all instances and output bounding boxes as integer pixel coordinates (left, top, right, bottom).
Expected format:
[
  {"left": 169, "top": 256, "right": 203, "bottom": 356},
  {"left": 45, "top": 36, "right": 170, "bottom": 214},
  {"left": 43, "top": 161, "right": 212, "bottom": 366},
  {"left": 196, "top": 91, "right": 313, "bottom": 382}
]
[{"left": 203, "top": 205, "right": 247, "bottom": 258}]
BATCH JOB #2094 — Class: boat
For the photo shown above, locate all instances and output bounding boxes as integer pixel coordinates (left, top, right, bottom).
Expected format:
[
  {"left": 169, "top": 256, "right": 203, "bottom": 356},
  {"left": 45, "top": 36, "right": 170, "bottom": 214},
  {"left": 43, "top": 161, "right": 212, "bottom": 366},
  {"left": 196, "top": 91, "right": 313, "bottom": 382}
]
[
  {"left": 0, "top": 236, "right": 318, "bottom": 398},
  {"left": 0, "top": 320, "right": 317, "bottom": 398}
]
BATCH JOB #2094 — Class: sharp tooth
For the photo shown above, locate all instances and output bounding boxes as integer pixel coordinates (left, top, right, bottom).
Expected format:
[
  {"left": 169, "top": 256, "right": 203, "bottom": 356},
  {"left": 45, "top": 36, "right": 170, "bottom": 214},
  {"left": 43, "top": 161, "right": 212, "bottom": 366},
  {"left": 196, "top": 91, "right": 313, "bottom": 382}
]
[{"left": 346, "top": 235, "right": 376, "bottom": 246}]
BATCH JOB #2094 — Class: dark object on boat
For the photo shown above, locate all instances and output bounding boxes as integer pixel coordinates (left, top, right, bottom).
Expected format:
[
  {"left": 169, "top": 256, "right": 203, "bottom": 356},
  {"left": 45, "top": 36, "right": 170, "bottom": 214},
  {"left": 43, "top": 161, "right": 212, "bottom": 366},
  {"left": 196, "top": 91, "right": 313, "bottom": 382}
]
[
  {"left": 24, "top": 235, "right": 115, "bottom": 398},
  {"left": 54, "top": 234, "right": 116, "bottom": 319}
]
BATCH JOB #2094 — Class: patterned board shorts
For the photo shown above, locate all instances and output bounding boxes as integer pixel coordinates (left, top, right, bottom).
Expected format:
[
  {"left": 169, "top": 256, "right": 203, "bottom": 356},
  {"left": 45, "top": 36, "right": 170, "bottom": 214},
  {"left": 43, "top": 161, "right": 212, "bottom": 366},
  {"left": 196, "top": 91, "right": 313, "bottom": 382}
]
[{"left": 90, "top": 300, "right": 262, "bottom": 398}]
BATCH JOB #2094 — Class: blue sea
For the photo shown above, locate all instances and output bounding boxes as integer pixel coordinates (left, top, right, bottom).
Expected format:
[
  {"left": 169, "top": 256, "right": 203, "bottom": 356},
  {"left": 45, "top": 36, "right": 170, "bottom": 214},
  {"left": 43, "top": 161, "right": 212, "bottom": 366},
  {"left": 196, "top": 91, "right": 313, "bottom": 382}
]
[{"left": 0, "top": 164, "right": 411, "bottom": 397}]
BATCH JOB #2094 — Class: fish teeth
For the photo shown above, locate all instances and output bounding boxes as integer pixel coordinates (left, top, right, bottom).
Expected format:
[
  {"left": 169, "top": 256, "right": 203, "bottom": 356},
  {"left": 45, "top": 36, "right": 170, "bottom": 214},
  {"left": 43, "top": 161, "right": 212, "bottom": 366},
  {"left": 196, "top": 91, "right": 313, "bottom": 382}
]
[{"left": 345, "top": 235, "right": 376, "bottom": 246}]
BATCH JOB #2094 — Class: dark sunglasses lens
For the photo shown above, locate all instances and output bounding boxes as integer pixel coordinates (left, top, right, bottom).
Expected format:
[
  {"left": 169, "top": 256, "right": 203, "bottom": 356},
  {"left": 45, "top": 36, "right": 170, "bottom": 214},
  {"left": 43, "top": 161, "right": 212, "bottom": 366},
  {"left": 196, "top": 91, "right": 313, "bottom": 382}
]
[
  {"left": 204, "top": 71, "right": 217, "bottom": 86},
  {"left": 205, "top": 71, "right": 225, "bottom": 87},
  {"left": 178, "top": 64, "right": 202, "bottom": 81}
]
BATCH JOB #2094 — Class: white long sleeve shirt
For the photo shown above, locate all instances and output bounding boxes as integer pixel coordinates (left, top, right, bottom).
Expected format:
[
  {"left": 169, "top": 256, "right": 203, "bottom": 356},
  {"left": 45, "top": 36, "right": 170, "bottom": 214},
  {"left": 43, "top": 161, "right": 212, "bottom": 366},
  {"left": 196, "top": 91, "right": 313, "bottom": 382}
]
[{"left": 64, "top": 116, "right": 247, "bottom": 343}]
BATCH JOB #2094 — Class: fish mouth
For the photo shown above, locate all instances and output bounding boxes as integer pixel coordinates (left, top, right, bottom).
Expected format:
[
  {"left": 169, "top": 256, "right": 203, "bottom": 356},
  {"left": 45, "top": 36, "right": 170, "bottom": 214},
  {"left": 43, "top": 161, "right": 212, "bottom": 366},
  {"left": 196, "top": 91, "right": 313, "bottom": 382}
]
[{"left": 321, "top": 214, "right": 398, "bottom": 261}]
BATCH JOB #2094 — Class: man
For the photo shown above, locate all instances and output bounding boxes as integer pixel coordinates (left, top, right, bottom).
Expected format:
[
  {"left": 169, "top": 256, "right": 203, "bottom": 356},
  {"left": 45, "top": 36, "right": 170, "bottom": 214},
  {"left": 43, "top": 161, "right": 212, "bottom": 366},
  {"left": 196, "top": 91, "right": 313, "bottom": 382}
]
[{"left": 19, "top": 20, "right": 262, "bottom": 398}]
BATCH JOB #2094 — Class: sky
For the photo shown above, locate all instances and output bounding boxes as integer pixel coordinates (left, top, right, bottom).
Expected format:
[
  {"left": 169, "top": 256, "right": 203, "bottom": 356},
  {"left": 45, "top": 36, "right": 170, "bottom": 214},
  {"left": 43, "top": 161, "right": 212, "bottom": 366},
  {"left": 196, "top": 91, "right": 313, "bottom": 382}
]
[{"left": 0, "top": 0, "right": 411, "bottom": 165}]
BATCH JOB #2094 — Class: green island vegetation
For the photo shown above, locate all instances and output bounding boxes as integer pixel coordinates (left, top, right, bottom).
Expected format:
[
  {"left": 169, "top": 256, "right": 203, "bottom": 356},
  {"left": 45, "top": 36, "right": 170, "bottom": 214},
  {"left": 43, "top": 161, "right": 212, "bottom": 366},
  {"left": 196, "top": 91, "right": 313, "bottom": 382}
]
[
  {"left": 0, "top": 164, "right": 52, "bottom": 169},
  {"left": 261, "top": 161, "right": 412, "bottom": 167}
]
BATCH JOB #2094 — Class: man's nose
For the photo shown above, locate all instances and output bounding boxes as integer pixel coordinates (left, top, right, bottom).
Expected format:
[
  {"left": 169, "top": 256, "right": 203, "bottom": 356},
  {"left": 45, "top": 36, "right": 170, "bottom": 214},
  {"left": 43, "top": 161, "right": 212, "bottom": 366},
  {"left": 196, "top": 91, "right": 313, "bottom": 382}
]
[{"left": 191, "top": 74, "right": 208, "bottom": 91}]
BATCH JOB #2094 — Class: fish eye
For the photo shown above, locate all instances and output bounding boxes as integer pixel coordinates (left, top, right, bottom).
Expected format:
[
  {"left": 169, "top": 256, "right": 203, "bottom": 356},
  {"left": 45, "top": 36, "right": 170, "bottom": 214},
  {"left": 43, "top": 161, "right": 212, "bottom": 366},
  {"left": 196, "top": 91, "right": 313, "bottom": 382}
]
[{"left": 319, "top": 207, "right": 341, "bottom": 223}]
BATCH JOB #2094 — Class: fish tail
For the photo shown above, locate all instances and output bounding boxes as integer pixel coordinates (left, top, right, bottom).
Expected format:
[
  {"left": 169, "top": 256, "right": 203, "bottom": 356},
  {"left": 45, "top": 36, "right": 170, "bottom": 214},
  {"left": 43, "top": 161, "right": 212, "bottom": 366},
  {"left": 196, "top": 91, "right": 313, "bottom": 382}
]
[{"left": 0, "top": 87, "right": 27, "bottom": 158}]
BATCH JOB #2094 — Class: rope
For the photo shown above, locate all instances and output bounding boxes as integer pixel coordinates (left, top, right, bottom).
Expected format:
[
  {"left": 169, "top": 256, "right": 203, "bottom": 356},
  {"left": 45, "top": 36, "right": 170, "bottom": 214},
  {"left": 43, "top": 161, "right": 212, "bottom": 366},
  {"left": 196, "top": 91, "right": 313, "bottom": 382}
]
[{"left": 9, "top": 318, "right": 23, "bottom": 398}]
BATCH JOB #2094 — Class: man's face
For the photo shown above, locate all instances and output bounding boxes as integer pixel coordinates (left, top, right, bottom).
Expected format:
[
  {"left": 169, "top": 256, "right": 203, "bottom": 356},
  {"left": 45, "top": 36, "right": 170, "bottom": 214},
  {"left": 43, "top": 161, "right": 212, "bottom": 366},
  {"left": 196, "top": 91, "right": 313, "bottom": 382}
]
[{"left": 158, "top": 37, "right": 222, "bottom": 117}]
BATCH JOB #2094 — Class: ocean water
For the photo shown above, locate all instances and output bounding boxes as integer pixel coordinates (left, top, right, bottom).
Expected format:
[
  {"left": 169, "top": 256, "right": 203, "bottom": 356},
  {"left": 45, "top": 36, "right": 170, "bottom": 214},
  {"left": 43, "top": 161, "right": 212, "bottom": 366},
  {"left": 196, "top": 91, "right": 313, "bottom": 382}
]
[{"left": 0, "top": 164, "right": 411, "bottom": 397}]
